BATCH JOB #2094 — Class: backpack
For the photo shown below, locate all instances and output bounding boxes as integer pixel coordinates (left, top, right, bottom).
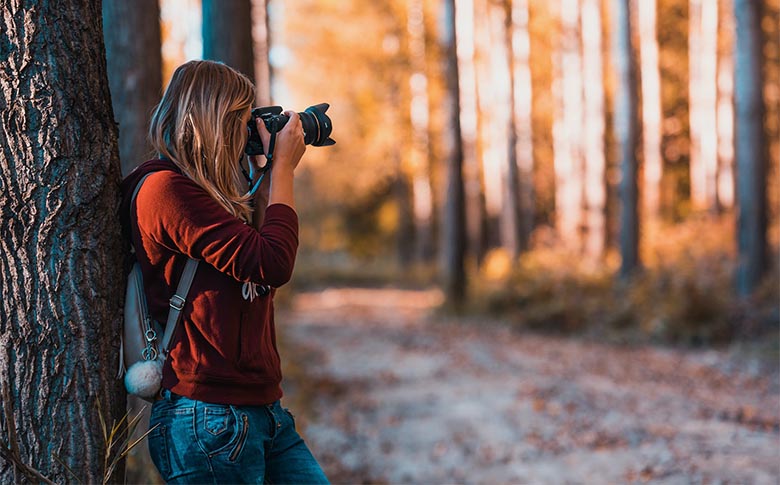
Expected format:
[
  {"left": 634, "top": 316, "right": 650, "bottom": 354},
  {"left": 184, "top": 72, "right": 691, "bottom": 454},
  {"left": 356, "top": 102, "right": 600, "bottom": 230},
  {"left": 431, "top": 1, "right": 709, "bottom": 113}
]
[{"left": 116, "top": 172, "right": 199, "bottom": 401}]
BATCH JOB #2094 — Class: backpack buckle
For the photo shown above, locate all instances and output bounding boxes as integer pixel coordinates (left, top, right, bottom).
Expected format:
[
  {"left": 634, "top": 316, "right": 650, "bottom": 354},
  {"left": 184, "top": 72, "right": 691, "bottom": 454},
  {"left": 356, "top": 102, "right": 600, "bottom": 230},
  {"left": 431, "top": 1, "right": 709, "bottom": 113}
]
[{"left": 169, "top": 294, "right": 186, "bottom": 311}]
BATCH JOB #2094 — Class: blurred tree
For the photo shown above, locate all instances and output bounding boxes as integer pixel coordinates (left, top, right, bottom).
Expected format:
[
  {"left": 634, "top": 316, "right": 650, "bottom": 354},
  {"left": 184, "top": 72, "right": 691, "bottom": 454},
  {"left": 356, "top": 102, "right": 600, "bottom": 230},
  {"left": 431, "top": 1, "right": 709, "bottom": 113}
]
[
  {"left": 203, "top": 0, "right": 254, "bottom": 79},
  {"left": 440, "top": 0, "right": 467, "bottom": 304},
  {"left": 553, "top": 0, "right": 585, "bottom": 252},
  {"left": 689, "top": 0, "right": 719, "bottom": 211},
  {"left": 733, "top": 0, "right": 768, "bottom": 296},
  {"left": 581, "top": 0, "right": 607, "bottom": 259},
  {"left": 638, "top": 0, "right": 663, "bottom": 222},
  {"left": 104, "top": 0, "right": 163, "bottom": 177},
  {"left": 456, "top": 0, "right": 489, "bottom": 266},
  {"left": 715, "top": 0, "right": 735, "bottom": 211},
  {"left": 0, "top": 1, "right": 125, "bottom": 482},
  {"left": 407, "top": 0, "right": 435, "bottom": 262},
  {"left": 252, "top": 0, "right": 272, "bottom": 105},
  {"left": 610, "top": 0, "right": 640, "bottom": 278},
  {"left": 503, "top": 0, "right": 535, "bottom": 257}
]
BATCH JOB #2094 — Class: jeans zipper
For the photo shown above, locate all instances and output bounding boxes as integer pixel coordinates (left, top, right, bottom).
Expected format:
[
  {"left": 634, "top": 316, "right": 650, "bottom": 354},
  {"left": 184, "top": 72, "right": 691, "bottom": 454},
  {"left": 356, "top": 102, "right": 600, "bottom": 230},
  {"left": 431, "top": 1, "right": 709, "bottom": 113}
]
[{"left": 229, "top": 414, "right": 249, "bottom": 462}]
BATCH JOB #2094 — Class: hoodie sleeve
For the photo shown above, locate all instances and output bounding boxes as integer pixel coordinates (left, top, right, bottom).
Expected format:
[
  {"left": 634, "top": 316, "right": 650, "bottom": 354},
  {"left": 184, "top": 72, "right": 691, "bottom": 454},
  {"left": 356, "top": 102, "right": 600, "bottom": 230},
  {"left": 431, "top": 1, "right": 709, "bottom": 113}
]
[{"left": 135, "top": 170, "right": 298, "bottom": 287}]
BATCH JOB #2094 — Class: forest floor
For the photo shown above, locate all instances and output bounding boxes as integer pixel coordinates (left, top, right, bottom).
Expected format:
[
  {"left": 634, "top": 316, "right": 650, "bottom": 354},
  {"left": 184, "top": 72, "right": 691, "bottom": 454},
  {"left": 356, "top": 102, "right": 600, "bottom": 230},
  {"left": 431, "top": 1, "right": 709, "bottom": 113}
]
[{"left": 278, "top": 287, "right": 780, "bottom": 485}]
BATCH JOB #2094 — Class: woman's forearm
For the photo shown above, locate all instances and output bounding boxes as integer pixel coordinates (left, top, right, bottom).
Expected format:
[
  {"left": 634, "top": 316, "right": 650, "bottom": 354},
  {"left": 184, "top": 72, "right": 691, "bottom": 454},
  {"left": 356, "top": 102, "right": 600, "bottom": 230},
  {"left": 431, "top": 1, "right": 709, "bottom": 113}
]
[{"left": 268, "top": 165, "right": 295, "bottom": 209}]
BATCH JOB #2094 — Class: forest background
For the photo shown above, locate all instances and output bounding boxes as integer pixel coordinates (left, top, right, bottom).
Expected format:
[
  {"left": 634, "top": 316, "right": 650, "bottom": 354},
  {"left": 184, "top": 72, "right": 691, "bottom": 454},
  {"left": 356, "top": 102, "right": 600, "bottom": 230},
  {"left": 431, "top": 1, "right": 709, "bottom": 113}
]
[{"left": 0, "top": 0, "right": 778, "bottom": 482}]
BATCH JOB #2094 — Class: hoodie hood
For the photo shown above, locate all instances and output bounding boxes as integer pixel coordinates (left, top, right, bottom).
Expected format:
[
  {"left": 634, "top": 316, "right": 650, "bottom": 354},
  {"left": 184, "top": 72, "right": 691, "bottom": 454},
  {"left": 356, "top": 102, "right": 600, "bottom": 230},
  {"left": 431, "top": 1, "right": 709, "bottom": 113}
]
[{"left": 120, "top": 159, "right": 182, "bottom": 244}]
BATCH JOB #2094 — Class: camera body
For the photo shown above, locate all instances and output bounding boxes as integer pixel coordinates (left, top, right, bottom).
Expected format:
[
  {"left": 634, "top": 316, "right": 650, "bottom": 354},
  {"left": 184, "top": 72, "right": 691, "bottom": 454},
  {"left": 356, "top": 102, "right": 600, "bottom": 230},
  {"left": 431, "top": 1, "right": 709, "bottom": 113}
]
[{"left": 245, "top": 103, "right": 335, "bottom": 156}]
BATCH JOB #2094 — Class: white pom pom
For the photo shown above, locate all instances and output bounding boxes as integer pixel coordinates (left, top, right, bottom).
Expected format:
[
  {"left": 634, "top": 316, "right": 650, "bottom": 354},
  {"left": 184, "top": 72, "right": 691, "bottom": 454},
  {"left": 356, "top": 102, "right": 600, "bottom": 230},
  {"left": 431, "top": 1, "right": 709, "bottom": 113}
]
[{"left": 124, "top": 359, "right": 163, "bottom": 398}]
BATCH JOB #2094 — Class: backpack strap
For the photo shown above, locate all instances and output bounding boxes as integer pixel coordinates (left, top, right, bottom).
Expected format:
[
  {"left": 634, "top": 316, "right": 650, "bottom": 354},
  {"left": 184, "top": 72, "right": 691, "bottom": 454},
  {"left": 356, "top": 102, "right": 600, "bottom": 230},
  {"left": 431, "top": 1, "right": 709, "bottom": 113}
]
[{"left": 130, "top": 171, "right": 200, "bottom": 359}]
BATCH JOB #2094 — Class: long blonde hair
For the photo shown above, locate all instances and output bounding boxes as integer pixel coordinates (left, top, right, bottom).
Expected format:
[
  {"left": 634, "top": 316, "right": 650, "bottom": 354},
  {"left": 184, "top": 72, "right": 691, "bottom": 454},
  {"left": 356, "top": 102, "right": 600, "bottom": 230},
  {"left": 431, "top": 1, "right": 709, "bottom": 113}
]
[{"left": 150, "top": 60, "right": 255, "bottom": 222}]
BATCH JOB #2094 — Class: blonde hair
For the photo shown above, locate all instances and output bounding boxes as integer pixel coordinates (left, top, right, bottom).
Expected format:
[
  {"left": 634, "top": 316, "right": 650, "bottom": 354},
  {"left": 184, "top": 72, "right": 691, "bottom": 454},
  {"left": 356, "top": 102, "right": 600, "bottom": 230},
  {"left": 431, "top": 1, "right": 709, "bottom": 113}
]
[{"left": 150, "top": 60, "right": 255, "bottom": 222}]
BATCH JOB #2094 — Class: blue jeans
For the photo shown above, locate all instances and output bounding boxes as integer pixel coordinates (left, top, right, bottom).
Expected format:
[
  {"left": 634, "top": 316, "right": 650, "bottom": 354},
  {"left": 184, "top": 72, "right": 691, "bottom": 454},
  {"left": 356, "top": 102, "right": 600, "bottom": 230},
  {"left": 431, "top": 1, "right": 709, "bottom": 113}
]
[{"left": 148, "top": 389, "right": 329, "bottom": 484}]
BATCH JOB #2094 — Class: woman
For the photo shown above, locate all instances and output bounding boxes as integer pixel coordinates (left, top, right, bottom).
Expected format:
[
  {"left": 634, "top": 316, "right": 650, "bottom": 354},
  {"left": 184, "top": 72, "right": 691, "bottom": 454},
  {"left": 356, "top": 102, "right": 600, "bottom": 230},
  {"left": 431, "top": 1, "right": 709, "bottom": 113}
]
[{"left": 120, "top": 60, "right": 329, "bottom": 484}]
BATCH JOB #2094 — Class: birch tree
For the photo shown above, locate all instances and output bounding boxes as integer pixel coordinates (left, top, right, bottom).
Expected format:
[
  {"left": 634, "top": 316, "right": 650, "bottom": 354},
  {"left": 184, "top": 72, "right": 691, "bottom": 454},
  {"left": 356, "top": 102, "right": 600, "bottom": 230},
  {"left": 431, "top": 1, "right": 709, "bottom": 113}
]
[
  {"left": 638, "top": 0, "right": 663, "bottom": 221},
  {"left": 252, "top": 0, "right": 272, "bottom": 105},
  {"left": 0, "top": 1, "right": 125, "bottom": 481}
]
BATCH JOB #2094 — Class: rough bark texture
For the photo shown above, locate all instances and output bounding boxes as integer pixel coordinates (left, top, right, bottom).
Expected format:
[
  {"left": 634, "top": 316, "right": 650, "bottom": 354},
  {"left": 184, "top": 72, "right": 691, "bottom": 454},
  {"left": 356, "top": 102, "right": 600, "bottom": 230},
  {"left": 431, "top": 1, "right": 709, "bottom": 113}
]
[
  {"left": 0, "top": 1, "right": 125, "bottom": 483},
  {"left": 733, "top": 0, "right": 768, "bottom": 296},
  {"left": 441, "top": 0, "right": 467, "bottom": 305},
  {"left": 611, "top": 0, "right": 640, "bottom": 278},
  {"left": 103, "top": 0, "right": 162, "bottom": 177},
  {"left": 203, "top": 0, "right": 255, "bottom": 81}
]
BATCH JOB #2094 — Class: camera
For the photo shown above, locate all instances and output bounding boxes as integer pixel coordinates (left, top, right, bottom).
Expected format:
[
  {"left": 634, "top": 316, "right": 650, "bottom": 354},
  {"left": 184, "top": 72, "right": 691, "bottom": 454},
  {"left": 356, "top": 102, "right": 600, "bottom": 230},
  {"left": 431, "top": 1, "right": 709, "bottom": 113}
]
[{"left": 245, "top": 103, "right": 336, "bottom": 156}]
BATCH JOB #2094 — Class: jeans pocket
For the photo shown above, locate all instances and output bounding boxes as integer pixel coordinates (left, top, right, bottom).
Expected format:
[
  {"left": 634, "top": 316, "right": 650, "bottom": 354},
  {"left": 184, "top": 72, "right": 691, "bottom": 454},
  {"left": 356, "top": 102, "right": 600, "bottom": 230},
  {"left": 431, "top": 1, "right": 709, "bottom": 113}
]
[
  {"left": 147, "top": 423, "right": 171, "bottom": 480},
  {"left": 197, "top": 404, "right": 240, "bottom": 457}
]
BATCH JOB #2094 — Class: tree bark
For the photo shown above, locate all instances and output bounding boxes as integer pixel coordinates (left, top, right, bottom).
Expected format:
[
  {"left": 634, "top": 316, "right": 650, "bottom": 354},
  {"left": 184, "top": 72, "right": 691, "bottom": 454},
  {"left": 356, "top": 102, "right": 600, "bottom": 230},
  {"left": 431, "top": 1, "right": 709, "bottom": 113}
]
[
  {"left": 733, "top": 0, "right": 768, "bottom": 296},
  {"left": 716, "top": 0, "right": 735, "bottom": 211},
  {"left": 103, "top": 0, "right": 163, "bottom": 177},
  {"left": 0, "top": 1, "right": 125, "bottom": 482},
  {"left": 440, "top": 0, "right": 467, "bottom": 306},
  {"left": 203, "top": 0, "right": 255, "bottom": 80},
  {"left": 611, "top": 0, "right": 641, "bottom": 278}
]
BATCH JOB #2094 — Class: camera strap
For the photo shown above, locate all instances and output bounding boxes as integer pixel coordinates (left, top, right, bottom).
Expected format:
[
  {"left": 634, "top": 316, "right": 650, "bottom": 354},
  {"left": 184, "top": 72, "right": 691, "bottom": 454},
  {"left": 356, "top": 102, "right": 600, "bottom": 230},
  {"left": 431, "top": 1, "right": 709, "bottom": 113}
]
[{"left": 245, "top": 127, "right": 278, "bottom": 198}]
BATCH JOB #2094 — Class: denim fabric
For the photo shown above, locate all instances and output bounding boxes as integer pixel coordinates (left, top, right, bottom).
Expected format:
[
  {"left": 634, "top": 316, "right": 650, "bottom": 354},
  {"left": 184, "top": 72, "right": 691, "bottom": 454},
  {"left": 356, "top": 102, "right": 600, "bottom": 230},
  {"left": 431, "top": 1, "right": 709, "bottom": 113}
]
[{"left": 148, "top": 389, "right": 329, "bottom": 484}]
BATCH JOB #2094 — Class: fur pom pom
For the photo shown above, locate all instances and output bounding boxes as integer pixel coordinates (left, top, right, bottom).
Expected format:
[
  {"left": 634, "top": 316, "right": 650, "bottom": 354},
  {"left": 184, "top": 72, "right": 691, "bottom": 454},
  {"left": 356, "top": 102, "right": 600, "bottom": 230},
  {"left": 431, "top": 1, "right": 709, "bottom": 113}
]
[{"left": 124, "top": 359, "right": 163, "bottom": 398}]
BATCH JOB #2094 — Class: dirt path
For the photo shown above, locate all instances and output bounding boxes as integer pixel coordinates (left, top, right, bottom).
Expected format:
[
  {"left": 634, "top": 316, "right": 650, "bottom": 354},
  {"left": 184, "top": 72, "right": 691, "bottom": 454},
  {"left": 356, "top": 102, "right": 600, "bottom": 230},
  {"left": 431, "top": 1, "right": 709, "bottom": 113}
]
[{"left": 278, "top": 288, "right": 779, "bottom": 484}]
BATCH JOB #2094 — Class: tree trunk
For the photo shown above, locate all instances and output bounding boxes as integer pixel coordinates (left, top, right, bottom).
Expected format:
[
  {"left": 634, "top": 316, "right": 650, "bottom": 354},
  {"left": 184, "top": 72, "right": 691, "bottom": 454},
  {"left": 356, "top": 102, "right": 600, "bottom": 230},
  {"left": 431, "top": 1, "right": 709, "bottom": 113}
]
[
  {"left": 440, "top": 0, "right": 467, "bottom": 306},
  {"left": 733, "top": 0, "right": 768, "bottom": 296},
  {"left": 716, "top": 0, "right": 735, "bottom": 211},
  {"left": 455, "top": 0, "right": 488, "bottom": 265},
  {"left": 103, "top": 0, "right": 163, "bottom": 177},
  {"left": 611, "top": 0, "right": 641, "bottom": 278},
  {"left": 638, "top": 0, "right": 663, "bottom": 222},
  {"left": 203, "top": 0, "right": 255, "bottom": 80},
  {"left": 504, "top": 0, "right": 535, "bottom": 258},
  {"left": 252, "top": 0, "right": 272, "bottom": 105},
  {"left": 581, "top": 0, "right": 607, "bottom": 260},
  {"left": 407, "top": 0, "right": 435, "bottom": 262},
  {"left": 689, "top": 0, "right": 720, "bottom": 211},
  {"left": 0, "top": 1, "right": 125, "bottom": 483},
  {"left": 553, "top": 0, "right": 585, "bottom": 251}
]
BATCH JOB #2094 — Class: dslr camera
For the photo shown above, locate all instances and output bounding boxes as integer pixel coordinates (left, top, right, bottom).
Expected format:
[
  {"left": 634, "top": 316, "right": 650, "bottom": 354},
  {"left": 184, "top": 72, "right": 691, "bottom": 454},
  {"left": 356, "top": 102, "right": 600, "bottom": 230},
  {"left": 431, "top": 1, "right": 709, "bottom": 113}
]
[{"left": 245, "top": 103, "right": 335, "bottom": 157}]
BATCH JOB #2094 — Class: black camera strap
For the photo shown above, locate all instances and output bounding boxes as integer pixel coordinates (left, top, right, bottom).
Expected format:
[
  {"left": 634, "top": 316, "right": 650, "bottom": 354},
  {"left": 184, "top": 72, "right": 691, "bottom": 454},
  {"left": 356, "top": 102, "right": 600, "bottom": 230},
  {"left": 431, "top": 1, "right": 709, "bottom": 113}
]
[{"left": 245, "top": 126, "right": 278, "bottom": 198}]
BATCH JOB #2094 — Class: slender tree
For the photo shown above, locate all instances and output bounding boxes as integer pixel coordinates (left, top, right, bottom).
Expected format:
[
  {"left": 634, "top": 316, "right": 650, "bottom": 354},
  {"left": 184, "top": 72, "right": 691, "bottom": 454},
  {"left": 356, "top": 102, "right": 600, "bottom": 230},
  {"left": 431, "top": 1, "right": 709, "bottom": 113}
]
[
  {"left": 0, "top": 1, "right": 125, "bottom": 482},
  {"left": 733, "top": 0, "right": 768, "bottom": 296},
  {"left": 504, "top": 0, "right": 535, "bottom": 257},
  {"left": 103, "top": 0, "right": 163, "bottom": 177},
  {"left": 203, "top": 0, "right": 255, "bottom": 80},
  {"left": 638, "top": 0, "right": 663, "bottom": 221},
  {"left": 252, "top": 0, "right": 272, "bottom": 105},
  {"left": 716, "top": 0, "right": 735, "bottom": 211},
  {"left": 611, "top": 0, "right": 640, "bottom": 278},
  {"left": 441, "top": 0, "right": 467, "bottom": 305}
]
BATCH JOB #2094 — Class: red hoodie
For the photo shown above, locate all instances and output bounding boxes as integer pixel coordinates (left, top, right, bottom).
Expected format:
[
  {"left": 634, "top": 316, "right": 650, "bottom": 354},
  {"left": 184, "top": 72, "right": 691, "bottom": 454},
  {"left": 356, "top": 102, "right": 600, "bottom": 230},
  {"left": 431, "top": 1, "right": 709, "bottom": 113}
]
[{"left": 120, "top": 159, "right": 298, "bottom": 405}]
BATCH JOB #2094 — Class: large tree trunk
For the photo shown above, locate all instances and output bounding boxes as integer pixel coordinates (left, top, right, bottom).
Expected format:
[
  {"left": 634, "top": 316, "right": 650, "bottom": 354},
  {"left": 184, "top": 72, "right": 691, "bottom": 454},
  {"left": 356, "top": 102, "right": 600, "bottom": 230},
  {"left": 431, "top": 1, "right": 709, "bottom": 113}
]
[
  {"left": 203, "top": 0, "right": 255, "bottom": 80},
  {"left": 611, "top": 0, "right": 640, "bottom": 278},
  {"left": 252, "top": 0, "right": 272, "bottom": 105},
  {"left": 440, "top": 0, "right": 467, "bottom": 306},
  {"left": 103, "top": 0, "right": 162, "bottom": 177},
  {"left": 733, "top": 0, "right": 768, "bottom": 296},
  {"left": 0, "top": 1, "right": 125, "bottom": 483}
]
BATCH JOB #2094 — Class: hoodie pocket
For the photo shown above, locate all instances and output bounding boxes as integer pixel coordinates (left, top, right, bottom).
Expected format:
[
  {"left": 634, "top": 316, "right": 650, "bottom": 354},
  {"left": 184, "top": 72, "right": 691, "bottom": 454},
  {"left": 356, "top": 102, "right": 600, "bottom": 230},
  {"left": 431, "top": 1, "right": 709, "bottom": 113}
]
[{"left": 237, "top": 312, "right": 265, "bottom": 371}]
